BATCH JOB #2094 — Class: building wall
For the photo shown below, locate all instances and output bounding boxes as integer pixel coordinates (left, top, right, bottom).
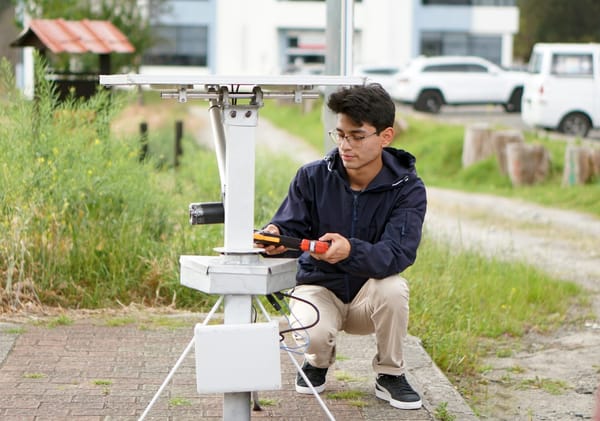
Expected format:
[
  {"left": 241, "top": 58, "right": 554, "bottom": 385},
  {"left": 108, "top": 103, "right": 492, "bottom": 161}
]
[
  {"left": 10, "top": 0, "right": 519, "bottom": 84},
  {"left": 213, "top": 0, "right": 327, "bottom": 75},
  {"left": 358, "top": 0, "right": 415, "bottom": 67},
  {"left": 141, "top": 0, "right": 519, "bottom": 74}
]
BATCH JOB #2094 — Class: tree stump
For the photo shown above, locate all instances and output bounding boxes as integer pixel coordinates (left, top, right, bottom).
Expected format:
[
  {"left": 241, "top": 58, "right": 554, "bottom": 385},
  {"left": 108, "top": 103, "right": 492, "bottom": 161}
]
[
  {"left": 563, "top": 145, "right": 596, "bottom": 186},
  {"left": 491, "top": 129, "right": 525, "bottom": 175},
  {"left": 506, "top": 143, "right": 550, "bottom": 186},
  {"left": 590, "top": 149, "right": 600, "bottom": 178},
  {"left": 462, "top": 123, "right": 493, "bottom": 167}
]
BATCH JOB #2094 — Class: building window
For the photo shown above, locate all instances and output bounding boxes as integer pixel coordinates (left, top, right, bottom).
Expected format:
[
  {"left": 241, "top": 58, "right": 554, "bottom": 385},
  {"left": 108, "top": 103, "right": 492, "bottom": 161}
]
[
  {"left": 143, "top": 25, "right": 208, "bottom": 66},
  {"left": 421, "top": 31, "right": 502, "bottom": 65},
  {"left": 280, "top": 30, "right": 325, "bottom": 74}
]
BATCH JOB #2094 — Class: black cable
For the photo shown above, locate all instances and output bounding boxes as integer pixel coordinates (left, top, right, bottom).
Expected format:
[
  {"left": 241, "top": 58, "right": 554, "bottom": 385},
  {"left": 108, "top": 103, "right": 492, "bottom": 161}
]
[
  {"left": 266, "top": 294, "right": 281, "bottom": 311},
  {"left": 277, "top": 291, "right": 320, "bottom": 338},
  {"left": 251, "top": 303, "right": 257, "bottom": 323}
]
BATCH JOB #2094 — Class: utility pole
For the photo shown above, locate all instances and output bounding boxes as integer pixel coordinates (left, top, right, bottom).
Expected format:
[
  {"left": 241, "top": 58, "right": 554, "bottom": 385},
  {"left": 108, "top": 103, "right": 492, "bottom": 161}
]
[{"left": 322, "top": 0, "right": 354, "bottom": 152}]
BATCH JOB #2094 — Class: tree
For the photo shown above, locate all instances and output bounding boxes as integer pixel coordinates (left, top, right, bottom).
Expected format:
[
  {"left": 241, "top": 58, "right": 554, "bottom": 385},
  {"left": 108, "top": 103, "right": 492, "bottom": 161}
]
[
  {"left": 14, "top": 0, "right": 171, "bottom": 72},
  {"left": 515, "top": 0, "right": 600, "bottom": 62}
]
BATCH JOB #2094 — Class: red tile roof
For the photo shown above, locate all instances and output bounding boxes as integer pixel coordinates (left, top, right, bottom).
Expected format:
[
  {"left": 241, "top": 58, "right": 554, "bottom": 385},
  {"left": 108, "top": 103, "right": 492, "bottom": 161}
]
[{"left": 11, "top": 18, "right": 135, "bottom": 54}]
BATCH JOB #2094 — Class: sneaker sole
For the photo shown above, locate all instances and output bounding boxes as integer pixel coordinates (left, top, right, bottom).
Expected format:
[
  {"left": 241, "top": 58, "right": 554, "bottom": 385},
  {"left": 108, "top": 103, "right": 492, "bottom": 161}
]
[
  {"left": 295, "top": 383, "right": 325, "bottom": 394},
  {"left": 375, "top": 387, "right": 422, "bottom": 410}
]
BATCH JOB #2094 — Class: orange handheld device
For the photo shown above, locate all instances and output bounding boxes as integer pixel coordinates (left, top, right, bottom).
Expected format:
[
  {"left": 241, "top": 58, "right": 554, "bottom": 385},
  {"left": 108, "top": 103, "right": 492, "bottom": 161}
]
[{"left": 253, "top": 230, "right": 330, "bottom": 253}]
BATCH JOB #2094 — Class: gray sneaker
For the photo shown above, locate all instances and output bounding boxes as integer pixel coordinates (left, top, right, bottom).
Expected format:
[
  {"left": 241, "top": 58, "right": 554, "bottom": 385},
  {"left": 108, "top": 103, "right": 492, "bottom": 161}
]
[
  {"left": 295, "top": 361, "right": 328, "bottom": 394},
  {"left": 375, "top": 374, "right": 422, "bottom": 409}
]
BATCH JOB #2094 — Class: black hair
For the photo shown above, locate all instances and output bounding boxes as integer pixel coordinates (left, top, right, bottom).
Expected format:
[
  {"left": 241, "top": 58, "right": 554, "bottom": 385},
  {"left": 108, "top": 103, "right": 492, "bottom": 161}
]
[{"left": 326, "top": 83, "right": 395, "bottom": 133}]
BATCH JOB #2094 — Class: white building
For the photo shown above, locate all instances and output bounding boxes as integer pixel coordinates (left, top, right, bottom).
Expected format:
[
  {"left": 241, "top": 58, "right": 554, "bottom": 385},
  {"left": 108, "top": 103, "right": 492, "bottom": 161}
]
[
  {"left": 140, "top": 0, "right": 519, "bottom": 77},
  {"left": 13, "top": 0, "right": 519, "bottom": 93}
]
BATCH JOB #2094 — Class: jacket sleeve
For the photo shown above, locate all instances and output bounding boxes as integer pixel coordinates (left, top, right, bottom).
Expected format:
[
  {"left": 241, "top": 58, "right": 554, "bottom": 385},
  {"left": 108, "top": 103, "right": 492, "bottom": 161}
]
[
  {"left": 267, "top": 167, "right": 315, "bottom": 241},
  {"left": 336, "top": 179, "right": 427, "bottom": 279}
]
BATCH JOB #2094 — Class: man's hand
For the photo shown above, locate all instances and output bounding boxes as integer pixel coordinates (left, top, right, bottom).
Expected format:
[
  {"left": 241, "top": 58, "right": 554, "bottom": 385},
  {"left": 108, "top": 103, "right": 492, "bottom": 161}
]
[
  {"left": 256, "top": 224, "right": 287, "bottom": 255},
  {"left": 310, "top": 233, "right": 350, "bottom": 264}
]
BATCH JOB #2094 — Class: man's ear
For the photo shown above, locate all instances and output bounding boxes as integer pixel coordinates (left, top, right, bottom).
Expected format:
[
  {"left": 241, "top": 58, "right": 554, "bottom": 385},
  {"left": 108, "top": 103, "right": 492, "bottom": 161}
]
[{"left": 380, "top": 126, "right": 395, "bottom": 147}]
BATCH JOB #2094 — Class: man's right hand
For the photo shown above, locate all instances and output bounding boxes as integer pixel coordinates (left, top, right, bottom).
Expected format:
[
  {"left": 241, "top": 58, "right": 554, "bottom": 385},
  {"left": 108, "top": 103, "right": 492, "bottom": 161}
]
[{"left": 257, "top": 224, "right": 287, "bottom": 255}]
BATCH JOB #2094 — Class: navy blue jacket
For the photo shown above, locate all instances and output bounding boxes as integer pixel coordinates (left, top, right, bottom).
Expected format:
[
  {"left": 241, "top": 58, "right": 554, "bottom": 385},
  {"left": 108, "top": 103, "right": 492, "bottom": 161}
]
[{"left": 269, "top": 147, "right": 427, "bottom": 303}]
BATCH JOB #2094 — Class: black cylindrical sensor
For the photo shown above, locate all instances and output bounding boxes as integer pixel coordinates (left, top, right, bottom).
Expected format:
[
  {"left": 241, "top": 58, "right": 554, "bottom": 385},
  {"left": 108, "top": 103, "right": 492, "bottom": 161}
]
[{"left": 189, "top": 202, "right": 225, "bottom": 225}]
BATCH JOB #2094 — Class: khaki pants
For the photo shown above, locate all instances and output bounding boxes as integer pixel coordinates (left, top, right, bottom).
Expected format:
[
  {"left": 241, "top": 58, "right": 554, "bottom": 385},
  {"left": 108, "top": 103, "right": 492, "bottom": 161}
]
[{"left": 289, "top": 275, "right": 409, "bottom": 376}]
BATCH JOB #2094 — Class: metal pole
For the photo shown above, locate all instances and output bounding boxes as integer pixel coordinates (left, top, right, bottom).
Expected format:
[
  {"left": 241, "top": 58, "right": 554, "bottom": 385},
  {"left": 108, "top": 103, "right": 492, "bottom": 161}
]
[
  {"left": 323, "top": 0, "right": 355, "bottom": 153},
  {"left": 220, "top": 97, "right": 261, "bottom": 419},
  {"left": 208, "top": 92, "right": 227, "bottom": 196},
  {"left": 222, "top": 294, "right": 253, "bottom": 420},
  {"left": 139, "top": 122, "right": 148, "bottom": 162},
  {"left": 341, "top": 0, "right": 354, "bottom": 76},
  {"left": 174, "top": 120, "right": 183, "bottom": 168}
]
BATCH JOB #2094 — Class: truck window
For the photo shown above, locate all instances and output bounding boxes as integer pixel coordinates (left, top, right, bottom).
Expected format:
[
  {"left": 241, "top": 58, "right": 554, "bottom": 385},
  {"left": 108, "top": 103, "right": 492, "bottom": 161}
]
[
  {"left": 551, "top": 53, "right": 593, "bottom": 77},
  {"left": 527, "top": 52, "right": 543, "bottom": 74}
]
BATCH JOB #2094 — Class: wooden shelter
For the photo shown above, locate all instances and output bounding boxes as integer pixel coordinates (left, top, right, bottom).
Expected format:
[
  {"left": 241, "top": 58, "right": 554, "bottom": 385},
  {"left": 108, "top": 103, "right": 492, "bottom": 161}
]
[{"left": 11, "top": 18, "right": 135, "bottom": 99}]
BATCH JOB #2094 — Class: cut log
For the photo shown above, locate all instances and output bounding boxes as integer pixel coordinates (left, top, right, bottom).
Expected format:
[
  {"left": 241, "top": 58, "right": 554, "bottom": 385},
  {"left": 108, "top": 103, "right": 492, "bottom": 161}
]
[
  {"left": 462, "top": 123, "right": 493, "bottom": 167},
  {"left": 491, "top": 130, "right": 525, "bottom": 175},
  {"left": 590, "top": 148, "right": 600, "bottom": 177},
  {"left": 506, "top": 143, "right": 550, "bottom": 186},
  {"left": 563, "top": 146, "right": 595, "bottom": 185}
]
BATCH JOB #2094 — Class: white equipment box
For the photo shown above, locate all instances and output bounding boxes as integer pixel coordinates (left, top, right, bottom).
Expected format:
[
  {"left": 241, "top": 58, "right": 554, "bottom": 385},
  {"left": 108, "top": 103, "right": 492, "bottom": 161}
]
[{"left": 194, "top": 321, "right": 281, "bottom": 393}]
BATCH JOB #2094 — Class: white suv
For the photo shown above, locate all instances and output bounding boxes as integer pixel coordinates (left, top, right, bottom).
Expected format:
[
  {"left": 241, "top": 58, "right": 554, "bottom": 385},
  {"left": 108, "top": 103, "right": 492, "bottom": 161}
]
[{"left": 394, "top": 56, "right": 526, "bottom": 114}]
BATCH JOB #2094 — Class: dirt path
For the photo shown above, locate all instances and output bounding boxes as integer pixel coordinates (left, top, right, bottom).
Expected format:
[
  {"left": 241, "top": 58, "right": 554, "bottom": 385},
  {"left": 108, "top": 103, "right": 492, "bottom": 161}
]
[{"left": 187, "top": 104, "right": 600, "bottom": 420}]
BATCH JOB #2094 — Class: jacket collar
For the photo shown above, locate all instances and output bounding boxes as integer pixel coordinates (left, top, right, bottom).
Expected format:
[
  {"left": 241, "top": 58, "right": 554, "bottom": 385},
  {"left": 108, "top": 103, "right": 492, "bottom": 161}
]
[{"left": 324, "top": 147, "right": 416, "bottom": 188}]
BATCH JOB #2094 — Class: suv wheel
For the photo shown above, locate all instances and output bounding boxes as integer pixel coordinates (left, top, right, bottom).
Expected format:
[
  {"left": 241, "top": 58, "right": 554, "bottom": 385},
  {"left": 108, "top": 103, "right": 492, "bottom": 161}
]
[
  {"left": 559, "top": 112, "right": 591, "bottom": 138},
  {"left": 503, "top": 87, "right": 523, "bottom": 113},
  {"left": 415, "top": 90, "right": 442, "bottom": 114}
]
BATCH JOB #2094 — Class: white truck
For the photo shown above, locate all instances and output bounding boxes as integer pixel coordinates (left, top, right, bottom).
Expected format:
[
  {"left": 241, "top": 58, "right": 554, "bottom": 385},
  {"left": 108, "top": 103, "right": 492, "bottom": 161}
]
[{"left": 521, "top": 43, "right": 600, "bottom": 138}]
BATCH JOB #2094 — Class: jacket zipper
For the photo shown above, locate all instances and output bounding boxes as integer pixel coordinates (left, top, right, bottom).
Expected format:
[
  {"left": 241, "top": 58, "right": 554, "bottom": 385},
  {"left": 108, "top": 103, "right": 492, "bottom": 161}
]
[{"left": 344, "top": 191, "right": 361, "bottom": 302}]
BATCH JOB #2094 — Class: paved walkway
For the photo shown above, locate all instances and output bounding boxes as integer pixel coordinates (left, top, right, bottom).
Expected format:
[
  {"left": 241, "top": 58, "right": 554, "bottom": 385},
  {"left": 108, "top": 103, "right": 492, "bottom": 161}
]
[{"left": 0, "top": 311, "right": 478, "bottom": 420}]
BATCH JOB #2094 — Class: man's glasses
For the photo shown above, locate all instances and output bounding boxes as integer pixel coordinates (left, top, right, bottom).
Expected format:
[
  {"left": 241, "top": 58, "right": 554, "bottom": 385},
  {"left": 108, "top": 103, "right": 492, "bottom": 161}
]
[{"left": 328, "top": 130, "right": 378, "bottom": 147}]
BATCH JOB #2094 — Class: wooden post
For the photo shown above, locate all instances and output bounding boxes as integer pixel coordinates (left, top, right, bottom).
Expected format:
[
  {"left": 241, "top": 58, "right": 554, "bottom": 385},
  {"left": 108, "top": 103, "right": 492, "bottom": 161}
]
[
  {"left": 590, "top": 149, "right": 600, "bottom": 178},
  {"left": 139, "top": 122, "right": 148, "bottom": 162},
  {"left": 462, "top": 123, "right": 493, "bottom": 167},
  {"left": 562, "top": 145, "right": 594, "bottom": 186},
  {"left": 506, "top": 143, "right": 550, "bottom": 186},
  {"left": 491, "top": 129, "right": 525, "bottom": 175},
  {"left": 174, "top": 120, "right": 183, "bottom": 168}
]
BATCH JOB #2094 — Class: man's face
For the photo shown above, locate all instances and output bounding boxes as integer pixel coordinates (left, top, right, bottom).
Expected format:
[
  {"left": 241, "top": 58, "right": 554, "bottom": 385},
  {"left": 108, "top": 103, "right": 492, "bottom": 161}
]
[{"left": 333, "top": 114, "right": 391, "bottom": 172}]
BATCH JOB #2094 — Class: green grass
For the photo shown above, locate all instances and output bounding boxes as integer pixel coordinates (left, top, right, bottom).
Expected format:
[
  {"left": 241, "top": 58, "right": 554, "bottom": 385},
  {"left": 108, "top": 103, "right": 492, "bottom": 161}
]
[
  {"left": 260, "top": 99, "right": 325, "bottom": 151},
  {"left": 23, "top": 372, "right": 46, "bottom": 379},
  {"left": 169, "top": 397, "right": 192, "bottom": 407},
  {"left": 434, "top": 402, "right": 457, "bottom": 421},
  {"left": 404, "top": 236, "right": 583, "bottom": 378},
  {"left": 326, "top": 390, "right": 369, "bottom": 407}
]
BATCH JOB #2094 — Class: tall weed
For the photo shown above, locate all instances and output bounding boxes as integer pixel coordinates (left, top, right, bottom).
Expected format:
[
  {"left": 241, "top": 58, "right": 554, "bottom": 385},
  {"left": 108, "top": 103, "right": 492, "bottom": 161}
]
[{"left": 0, "top": 57, "right": 194, "bottom": 308}]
